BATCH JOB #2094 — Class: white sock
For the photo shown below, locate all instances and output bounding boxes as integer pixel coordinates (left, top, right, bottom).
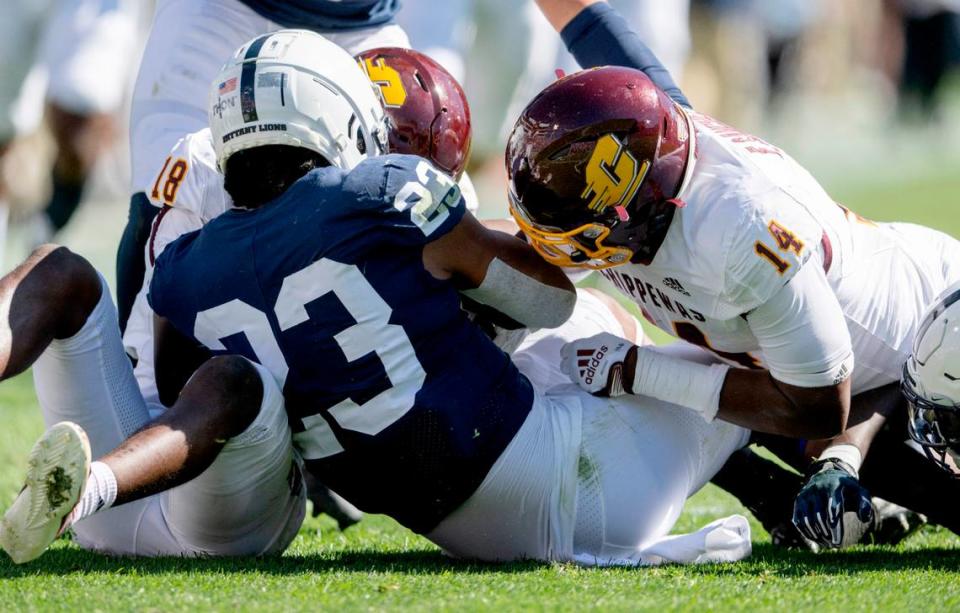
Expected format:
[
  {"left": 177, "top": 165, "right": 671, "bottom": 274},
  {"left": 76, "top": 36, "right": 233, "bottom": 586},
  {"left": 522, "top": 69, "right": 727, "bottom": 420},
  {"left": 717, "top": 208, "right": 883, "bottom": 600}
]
[{"left": 64, "top": 461, "right": 118, "bottom": 528}]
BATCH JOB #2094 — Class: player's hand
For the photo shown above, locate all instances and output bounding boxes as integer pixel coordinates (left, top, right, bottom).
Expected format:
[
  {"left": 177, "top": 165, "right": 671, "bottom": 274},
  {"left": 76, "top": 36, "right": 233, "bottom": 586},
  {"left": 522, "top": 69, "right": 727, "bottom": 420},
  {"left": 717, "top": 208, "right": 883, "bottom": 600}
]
[
  {"left": 560, "top": 332, "right": 635, "bottom": 396},
  {"left": 792, "top": 458, "right": 874, "bottom": 549}
]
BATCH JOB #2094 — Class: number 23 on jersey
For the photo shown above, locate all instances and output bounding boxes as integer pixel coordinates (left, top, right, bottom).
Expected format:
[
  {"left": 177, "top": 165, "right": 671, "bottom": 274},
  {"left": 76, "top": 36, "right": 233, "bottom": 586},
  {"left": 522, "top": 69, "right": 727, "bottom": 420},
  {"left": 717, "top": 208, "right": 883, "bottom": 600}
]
[{"left": 193, "top": 258, "right": 427, "bottom": 460}]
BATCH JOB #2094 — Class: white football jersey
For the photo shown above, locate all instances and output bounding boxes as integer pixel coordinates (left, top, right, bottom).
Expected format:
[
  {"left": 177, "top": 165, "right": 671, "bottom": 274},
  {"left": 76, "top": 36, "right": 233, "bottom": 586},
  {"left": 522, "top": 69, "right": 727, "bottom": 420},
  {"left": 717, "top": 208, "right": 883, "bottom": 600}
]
[
  {"left": 600, "top": 111, "right": 960, "bottom": 394},
  {"left": 145, "top": 127, "right": 231, "bottom": 224}
]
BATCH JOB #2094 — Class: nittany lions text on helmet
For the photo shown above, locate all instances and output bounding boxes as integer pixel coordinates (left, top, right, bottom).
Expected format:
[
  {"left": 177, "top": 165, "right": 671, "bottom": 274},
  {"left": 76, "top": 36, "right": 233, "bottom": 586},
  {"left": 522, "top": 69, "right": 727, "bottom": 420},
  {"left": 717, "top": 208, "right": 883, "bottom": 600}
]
[
  {"left": 358, "top": 47, "right": 472, "bottom": 180},
  {"left": 506, "top": 66, "right": 695, "bottom": 269},
  {"left": 902, "top": 283, "right": 960, "bottom": 475},
  {"left": 209, "top": 29, "right": 387, "bottom": 171}
]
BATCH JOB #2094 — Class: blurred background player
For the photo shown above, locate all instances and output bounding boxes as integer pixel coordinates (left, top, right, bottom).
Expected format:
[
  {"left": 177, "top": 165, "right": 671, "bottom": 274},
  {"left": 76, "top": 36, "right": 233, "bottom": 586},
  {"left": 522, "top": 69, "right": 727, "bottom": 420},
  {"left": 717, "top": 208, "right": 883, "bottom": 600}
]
[
  {"left": 895, "top": 0, "right": 960, "bottom": 120},
  {"left": 0, "top": 0, "right": 143, "bottom": 265}
]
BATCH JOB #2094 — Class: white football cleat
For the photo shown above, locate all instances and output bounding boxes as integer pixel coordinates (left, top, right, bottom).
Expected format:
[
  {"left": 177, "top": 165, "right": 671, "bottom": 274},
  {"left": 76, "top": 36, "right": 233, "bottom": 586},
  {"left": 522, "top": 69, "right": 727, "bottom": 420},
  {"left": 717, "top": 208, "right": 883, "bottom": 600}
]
[{"left": 0, "top": 422, "right": 90, "bottom": 564}]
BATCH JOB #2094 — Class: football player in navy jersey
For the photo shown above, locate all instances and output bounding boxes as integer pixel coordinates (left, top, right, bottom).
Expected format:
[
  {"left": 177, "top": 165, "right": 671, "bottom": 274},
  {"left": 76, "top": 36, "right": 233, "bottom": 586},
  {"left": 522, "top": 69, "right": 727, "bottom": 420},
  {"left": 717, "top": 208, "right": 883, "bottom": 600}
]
[{"left": 3, "top": 31, "right": 753, "bottom": 566}]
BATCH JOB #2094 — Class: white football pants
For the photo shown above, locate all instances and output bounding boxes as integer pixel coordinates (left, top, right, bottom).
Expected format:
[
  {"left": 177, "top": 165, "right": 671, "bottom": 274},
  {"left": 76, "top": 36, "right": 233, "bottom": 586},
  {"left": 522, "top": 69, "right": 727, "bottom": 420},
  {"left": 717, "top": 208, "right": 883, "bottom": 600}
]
[
  {"left": 32, "top": 277, "right": 305, "bottom": 556},
  {"left": 428, "top": 290, "right": 750, "bottom": 563}
]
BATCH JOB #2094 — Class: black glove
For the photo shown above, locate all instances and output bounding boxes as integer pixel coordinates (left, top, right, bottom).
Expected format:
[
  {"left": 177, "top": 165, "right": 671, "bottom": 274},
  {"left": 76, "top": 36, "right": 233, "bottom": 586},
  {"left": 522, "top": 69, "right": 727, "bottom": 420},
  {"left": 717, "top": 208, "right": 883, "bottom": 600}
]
[{"left": 792, "top": 457, "right": 874, "bottom": 548}]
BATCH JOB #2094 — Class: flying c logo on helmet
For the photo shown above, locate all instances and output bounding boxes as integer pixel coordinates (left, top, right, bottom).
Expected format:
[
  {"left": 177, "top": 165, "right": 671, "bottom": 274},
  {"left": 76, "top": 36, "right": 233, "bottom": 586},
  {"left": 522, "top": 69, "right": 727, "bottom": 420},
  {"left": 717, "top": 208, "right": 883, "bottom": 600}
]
[
  {"left": 582, "top": 134, "right": 650, "bottom": 213},
  {"left": 361, "top": 57, "right": 407, "bottom": 108}
]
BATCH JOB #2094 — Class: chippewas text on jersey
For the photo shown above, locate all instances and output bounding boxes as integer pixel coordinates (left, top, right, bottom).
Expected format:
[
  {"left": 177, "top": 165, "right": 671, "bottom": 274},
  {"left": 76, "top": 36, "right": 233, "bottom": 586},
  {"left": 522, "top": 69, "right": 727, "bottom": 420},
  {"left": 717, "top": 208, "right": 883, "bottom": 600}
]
[{"left": 601, "top": 269, "right": 706, "bottom": 324}]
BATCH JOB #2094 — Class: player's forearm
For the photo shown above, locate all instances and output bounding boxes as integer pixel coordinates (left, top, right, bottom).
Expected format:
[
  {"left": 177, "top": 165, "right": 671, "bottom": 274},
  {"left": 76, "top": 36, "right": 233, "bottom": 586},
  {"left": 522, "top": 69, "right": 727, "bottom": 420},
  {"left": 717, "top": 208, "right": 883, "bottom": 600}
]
[
  {"left": 803, "top": 383, "right": 901, "bottom": 463},
  {"left": 429, "top": 215, "right": 576, "bottom": 329},
  {"left": 556, "top": 1, "right": 692, "bottom": 108},
  {"left": 718, "top": 369, "right": 849, "bottom": 439},
  {"left": 615, "top": 345, "right": 847, "bottom": 437},
  {"left": 461, "top": 255, "right": 576, "bottom": 329}
]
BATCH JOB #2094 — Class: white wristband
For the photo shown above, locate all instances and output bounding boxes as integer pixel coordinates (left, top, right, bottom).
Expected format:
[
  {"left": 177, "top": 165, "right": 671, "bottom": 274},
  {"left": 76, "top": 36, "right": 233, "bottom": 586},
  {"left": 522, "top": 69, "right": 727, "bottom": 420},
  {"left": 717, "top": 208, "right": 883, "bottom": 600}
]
[
  {"left": 631, "top": 347, "right": 730, "bottom": 422},
  {"left": 818, "top": 444, "right": 863, "bottom": 477}
]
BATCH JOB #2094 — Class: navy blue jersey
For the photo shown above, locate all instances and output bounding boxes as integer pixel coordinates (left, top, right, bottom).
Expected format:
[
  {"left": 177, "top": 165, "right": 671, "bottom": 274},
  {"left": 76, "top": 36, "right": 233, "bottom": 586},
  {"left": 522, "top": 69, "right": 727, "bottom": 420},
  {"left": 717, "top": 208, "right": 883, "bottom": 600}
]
[
  {"left": 150, "top": 155, "right": 533, "bottom": 533},
  {"left": 239, "top": 0, "right": 399, "bottom": 30}
]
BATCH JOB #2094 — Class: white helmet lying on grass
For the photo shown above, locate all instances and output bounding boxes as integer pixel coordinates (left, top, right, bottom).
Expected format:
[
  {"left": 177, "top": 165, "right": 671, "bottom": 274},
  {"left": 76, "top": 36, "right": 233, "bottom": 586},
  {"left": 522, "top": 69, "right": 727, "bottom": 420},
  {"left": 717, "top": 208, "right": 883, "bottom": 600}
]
[
  {"left": 209, "top": 29, "right": 387, "bottom": 171},
  {"left": 902, "top": 282, "right": 960, "bottom": 474}
]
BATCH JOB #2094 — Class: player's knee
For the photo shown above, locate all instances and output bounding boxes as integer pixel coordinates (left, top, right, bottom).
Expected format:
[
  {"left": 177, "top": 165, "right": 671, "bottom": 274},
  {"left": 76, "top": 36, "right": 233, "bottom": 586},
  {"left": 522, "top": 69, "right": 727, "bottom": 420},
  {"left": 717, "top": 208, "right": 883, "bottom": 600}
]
[
  {"left": 190, "top": 356, "right": 265, "bottom": 438},
  {"left": 22, "top": 245, "right": 102, "bottom": 335},
  {"left": 33, "top": 244, "right": 99, "bottom": 291}
]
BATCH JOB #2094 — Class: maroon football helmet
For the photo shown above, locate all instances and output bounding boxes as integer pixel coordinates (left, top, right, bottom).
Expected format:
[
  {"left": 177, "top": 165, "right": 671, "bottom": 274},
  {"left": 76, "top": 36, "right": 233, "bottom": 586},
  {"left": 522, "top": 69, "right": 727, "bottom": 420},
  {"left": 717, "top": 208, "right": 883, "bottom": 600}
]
[
  {"left": 506, "top": 66, "right": 694, "bottom": 269},
  {"left": 357, "top": 47, "right": 471, "bottom": 180}
]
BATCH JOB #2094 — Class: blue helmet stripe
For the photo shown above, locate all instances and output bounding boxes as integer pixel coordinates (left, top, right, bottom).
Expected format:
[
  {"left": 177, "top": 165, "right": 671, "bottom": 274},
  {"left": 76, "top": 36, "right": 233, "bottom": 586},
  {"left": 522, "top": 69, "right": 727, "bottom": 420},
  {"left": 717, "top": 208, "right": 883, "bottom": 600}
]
[{"left": 240, "top": 34, "right": 271, "bottom": 123}]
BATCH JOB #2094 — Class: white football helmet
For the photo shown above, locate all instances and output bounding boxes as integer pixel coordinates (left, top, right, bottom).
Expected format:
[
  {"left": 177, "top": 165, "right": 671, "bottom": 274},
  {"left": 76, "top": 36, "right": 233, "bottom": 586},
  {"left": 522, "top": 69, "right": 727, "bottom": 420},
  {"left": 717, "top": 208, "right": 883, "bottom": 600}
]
[
  {"left": 209, "top": 29, "right": 387, "bottom": 172},
  {"left": 901, "top": 282, "right": 960, "bottom": 474}
]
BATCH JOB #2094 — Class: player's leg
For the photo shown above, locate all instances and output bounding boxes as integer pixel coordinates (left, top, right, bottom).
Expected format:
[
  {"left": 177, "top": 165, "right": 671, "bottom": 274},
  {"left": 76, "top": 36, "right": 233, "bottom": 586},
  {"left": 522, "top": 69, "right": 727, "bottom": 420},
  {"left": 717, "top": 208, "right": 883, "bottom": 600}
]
[
  {"left": 426, "top": 380, "right": 749, "bottom": 564},
  {"left": 425, "top": 388, "right": 582, "bottom": 562},
  {"left": 0, "top": 1, "right": 50, "bottom": 267},
  {"left": 0, "top": 245, "right": 103, "bottom": 380},
  {"left": 3, "top": 355, "right": 305, "bottom": 562},
  {"left": 41, "top": 106, "right": 114, "bottom": 236},
  {"left": 0, "top": 245, "right": 296, "bottom": 558},
  {"left": 573, "top": 392, "right": 751, "bottom": 565},
  {"left": 709, "top": 445, "right": 810, "bottom": 548},
  {"left": 116, "top": 193, "right": 158, "bottom": 333},
  {"left": 0, "top": 245, "right": 162, "bottom": 559},
  {"left": 857, "top": 421, "right": 960, "bottom": 536},
  {"left": 34, "top": 312, "right": 304, "bottom": 557},
  {"left": 149, "top": 359, "right": 306, "bottom": 556},
  {"left": 522, "top": 306, "right": 752, "bottom": 562},
  {"left": 34, "top": 0, "right": 140, "bottom": 239}
]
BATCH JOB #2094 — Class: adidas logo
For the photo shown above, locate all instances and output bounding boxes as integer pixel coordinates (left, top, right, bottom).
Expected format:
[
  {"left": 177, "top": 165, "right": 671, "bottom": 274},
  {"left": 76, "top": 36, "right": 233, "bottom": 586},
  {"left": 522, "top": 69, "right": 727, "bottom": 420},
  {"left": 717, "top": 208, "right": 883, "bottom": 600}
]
[
  {"left": 834, "top": 363, "right": 851, "bottom": 385},
  {"left": 577, "top": 346, "right": 609, "bottom": 385},
  {"left": 663, "top": 277, "right": 690, "bottom": 296}
]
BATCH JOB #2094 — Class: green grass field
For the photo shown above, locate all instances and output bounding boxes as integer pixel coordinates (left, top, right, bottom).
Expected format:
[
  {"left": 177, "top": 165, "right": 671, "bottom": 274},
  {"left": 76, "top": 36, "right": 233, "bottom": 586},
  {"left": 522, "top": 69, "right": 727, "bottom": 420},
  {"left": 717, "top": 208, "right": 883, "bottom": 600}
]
[{"left": 2, "top": 167, "right": 960, "bottom": 610}]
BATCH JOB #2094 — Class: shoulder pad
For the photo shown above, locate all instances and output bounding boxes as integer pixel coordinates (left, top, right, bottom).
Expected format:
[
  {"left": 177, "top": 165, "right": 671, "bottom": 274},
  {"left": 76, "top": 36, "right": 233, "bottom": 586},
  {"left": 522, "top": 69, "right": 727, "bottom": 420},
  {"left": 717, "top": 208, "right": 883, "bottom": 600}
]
[{"left": 345, "top": 154, "right": 465, "bottom": 239}]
